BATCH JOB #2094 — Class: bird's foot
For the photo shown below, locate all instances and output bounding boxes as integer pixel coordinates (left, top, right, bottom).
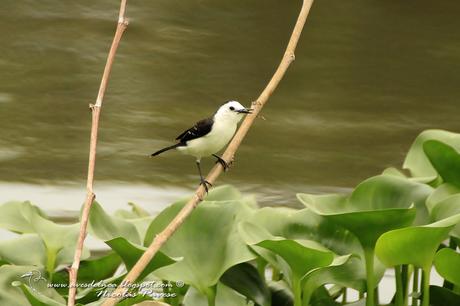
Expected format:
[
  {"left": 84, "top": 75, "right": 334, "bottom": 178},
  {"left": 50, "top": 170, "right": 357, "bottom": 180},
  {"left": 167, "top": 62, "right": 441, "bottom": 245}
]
[
  {"left": 212, "top": 154, "right": 230, "bottom": 171},
  {"left": 199, "top": 177, "right": 212, "bottom": 193}
]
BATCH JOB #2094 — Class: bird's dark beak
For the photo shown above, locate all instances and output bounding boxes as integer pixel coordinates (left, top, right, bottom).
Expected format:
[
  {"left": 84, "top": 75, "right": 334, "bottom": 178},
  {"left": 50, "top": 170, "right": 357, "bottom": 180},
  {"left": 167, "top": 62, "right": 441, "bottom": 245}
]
[{"left": 236, "top": 108, "right": 253, "bottom": 114}]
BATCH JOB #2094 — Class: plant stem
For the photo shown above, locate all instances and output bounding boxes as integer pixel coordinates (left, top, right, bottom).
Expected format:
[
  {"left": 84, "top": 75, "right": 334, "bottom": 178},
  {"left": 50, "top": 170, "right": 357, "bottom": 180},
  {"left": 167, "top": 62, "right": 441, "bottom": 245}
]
[
  {"left": 412, "top": 266, "right": 419, "bottom": 306},
  {"left": 395, "top": 266, "right": 403, "bottom": 306},
  {"left": 205, "top": 286, "right": 216, "bottom": 306},
  {"left": 364, "top": 248, "right": 375, "bottom": 306},
  {"left": 401, "top": 264, "right": 409, "bottom": 306},
  {"left": 421, "top": 267, "right": 430, "bottom": 306},
  {"left": 67, "top": 1, "right": 129, "bottom": 306},
  {"left": 100, "top": 1, "right": 316, "bottom": 305},
  {"left": 46, "top": 248, "right": 57, "bottom": 282},
  {"left": 342, "top": 288, "right": 347, "bottom": 305},
  {"left": 293, "top": 276, "right": 302, "bottom": 306}
]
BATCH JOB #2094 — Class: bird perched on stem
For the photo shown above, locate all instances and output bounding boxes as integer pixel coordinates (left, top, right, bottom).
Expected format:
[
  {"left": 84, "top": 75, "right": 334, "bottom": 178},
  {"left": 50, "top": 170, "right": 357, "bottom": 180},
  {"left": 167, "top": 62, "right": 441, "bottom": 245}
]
[{"left": 151, "top": 100, "right": 252, "bottom": 192}]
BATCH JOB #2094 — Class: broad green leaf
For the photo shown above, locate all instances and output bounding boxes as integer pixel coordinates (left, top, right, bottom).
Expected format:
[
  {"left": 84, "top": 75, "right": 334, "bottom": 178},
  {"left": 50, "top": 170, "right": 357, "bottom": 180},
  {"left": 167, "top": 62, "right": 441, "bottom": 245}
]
[
  {"left": 298, "top": 175, "right": 431, "bottom": 247},
  {"left": 88, "top": 201, "right": 141, "bottom": 244},
  {"left": 429, "top": 285, "right": 460, "bottom": 306},
  {"left": 403, "top": 129, "right": 460, "bottom": 183},
  {"left": 220, "top": 262, "right": 271, "bottom": 306},
  {"left": 302, "top": 255, "right": 366, "bottom": 303},
  {"left": 17, "top": 283, "right": 65, "bottom": 306},
  {"left": 52, "top": 252, "right": 122, "bottom": 296},
  {"left": 257, "top": 239, "right": 333, "bottom": 280},
  {"left": 148, "top": 200, "right": 255, "bottom": 294},
  {"left": 429, "top": 194, "right": 460, "bottom": 238},
  {"left": 0, "top": 201, "right": 46, "bottom": 233},
  {"left": 375, "top": 214, "right": 460, "bottom": 270},
  {"left": 183, "top": 283, "right": 248, "bottom": 306},
  {"left": 26, "top": 212, "right": 90, "bottom": 269},
  {"left": 242, "top": 207, "right": 362, "bottom": 256},
  {"left": 0, "top": 265, "right": 34, "bottom": 306},
  {"left": 424, "top": 140, "right": 460, "bottom": 188},
  {"left": 434, "top": 248, "right": 460, "bottom": 287},
  {"left": 426, "top": 183, "right": 460, "bottom": 213},
  {"left": 0, "top": 234, "right": 46, "bottom": 266},
  {"left": 106, "top": 237, "right": 175, "bottom": 281}
]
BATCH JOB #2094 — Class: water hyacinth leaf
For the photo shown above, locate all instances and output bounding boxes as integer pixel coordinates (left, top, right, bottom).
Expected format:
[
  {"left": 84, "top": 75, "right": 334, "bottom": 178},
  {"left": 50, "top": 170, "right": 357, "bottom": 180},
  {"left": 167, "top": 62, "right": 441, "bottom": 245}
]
[
  {"left": 302, "top": 255, "right": 366, "bottom": 304},
  {"left": 429, "top": 194, "right": 460, "bottom": 238},
  {"left": 183, "top": 283, "right": 248, "bottom": 306},
  {"left": 106, "top": 237, "right": 175, "bottom": 281},
  {"left": 423, "top": 140, "right": 460, "bottom": 188},
  {"left": 52, "top": 252, "right": 122, "bottom": 292},
  {"left": 429, "top": 286, "right": 460, "bottom": 306},
  {"left": 220, "top": 262, "right": 271, "bottom": 306},
  {"left": 426, "top": 183, "right": 460, "bottom": 213},
  {"left": 0, "top": 201, "right": 46, "bottom": 233},
  {"left": 375, "top": 214, "right": 460, "bottom": 269},
  {"left": 17, "top": 283, "right": 65, "bottom": 306},
  {"left": 256, "top": 239, "right": 333, "bottom": 280},
  {"left": 0, "top": 234, "right": 46, "bottom": 266},
  {"left": 0, "top": 265, "right": 36, "bottom": 306},
  {"left": 434, "top": 248, "right": 460, "bottom": 287},
  {"left": 243, "top": 207, "right": 362, "bottom": 256},
  {"left": 403, "top": 129, "right": 460, "bottom": 183},
  {"left": 298, "top": 175, "right": 431, "bottom": 247},
  {"left": 88, "top": 201, "right": 141, "bottom": 244},
  {"left": 148, "top": 200, "right": 255, "bottom": 295}
]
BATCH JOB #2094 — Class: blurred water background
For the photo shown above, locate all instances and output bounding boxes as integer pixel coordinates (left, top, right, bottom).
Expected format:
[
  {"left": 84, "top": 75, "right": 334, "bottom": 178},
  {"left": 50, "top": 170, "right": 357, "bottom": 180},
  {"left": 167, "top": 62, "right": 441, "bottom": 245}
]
[{"left": 1, "top": 0, "right": 460, "bottom": 214}]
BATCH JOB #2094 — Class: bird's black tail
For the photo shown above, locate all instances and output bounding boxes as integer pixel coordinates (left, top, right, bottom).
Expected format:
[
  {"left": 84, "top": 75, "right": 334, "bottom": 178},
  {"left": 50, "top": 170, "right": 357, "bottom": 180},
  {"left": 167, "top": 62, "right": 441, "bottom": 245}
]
[{"left": 151, "top": 143, "right": 182, "bottom": 157}]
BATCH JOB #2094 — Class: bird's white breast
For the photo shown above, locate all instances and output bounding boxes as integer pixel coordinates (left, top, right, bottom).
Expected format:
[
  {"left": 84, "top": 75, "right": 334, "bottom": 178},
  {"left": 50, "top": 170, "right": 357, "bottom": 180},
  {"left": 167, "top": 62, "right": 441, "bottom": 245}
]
[{"left": 178, "top": 119, "right": 237, "bottom": 159}]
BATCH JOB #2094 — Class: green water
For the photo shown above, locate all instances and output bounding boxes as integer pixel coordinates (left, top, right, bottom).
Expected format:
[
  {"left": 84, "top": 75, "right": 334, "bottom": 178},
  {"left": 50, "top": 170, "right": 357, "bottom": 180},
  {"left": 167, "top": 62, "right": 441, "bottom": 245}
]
[{"left": 1, "top": 0, "right": 460, "bottom": 209}]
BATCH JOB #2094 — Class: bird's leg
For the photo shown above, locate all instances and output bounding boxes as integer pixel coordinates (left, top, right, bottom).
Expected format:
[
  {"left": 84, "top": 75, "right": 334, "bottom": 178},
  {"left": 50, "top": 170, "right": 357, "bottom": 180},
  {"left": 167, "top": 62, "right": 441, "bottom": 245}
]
[
  {"left": 196, "top": 160, "right": 212, "bottom": 193},
  {"left": 212, "top": 154, "right": 230, "bottom": 171}
]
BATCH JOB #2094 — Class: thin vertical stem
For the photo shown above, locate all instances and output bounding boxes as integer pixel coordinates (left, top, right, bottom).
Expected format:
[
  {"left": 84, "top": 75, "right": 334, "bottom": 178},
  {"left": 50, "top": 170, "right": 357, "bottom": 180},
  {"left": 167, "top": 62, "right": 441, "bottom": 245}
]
[
  {"left": 421, "top": 268, "right": 430, "bottom": 306},
  {"left": 364, "top": 248, "right": 375, "bottom": 306},
  {"left": 412, "top": 267, "right": 420, "bottom": 306},
  {"left": 395, "top": 266, "right": 404, "bottom": 306},
  {"left": 67, "top": 1, "right": 129, "bottom": 305}
]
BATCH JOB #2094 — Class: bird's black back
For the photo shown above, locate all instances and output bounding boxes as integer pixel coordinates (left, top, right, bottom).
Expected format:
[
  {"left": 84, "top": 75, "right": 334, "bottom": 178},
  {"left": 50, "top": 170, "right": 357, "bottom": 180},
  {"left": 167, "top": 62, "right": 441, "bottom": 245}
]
[{"left": 176, "top": 117, "right": 214, "bottom": 143}]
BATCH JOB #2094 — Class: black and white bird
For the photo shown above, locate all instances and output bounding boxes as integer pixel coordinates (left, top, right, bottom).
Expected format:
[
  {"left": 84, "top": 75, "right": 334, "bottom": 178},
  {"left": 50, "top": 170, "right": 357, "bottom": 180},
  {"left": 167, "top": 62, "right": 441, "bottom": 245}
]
[{"left": 151, "top": 100, "right": 252, "bottom": 192}]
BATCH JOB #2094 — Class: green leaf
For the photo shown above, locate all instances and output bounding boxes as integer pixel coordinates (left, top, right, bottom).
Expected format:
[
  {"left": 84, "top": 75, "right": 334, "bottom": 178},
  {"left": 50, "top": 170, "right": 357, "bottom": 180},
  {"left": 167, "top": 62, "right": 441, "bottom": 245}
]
[
  {"left": 105, "top": 237, "right": 175, "bottom": 281},
  {"left": 375, "top": 214, "right": 460, "bottom": 270},
  {"left": 403, "top": 129, "right": 460, "bottom": 183},
  {"left": 257, "top": 239, "right": 333, "bottom": 280},
  {"left": 429, "top": 194, "right": 460, "bottom": 238},
  {"left": 0, "top": 201, "right": 46, "bottom": 233},
  {"left": 183, "top": 283, "right": 248, "bottom": 306},
  {"left": 148, "top": 199, "right": 255, "bottom": 295},
  {"left": 18, "top": 283, "right": 65, "bottom": 306},
  {"left": 268, "top": 280, "right": 294, "bottom": 306},
  {"left": 429, "top": 285, "right": 460, "bottom": 306},
  {"left": 298, "top": 175, "right": 431, "bottom": 247},
  {"left": 0, "top": 234, "right": 46, "bottom": 266},
  {"left": 302, "top": 255, "right": 366, "bottom": 303},
  {"left": 434, "top": 248, "right": 460, "bottom": 287},
  {"left": 220, "top": 262, "right": 270, "bottom": 306},
  {"left": 0, "top": 265, "right": 34, "bottom": 306},
  {"left": 88, "top": 201, "right": 141, "bottom": 244},
  {"left": 424, "top": 140, "right": 460, "bottom": 188},
  {"left": 241, "top": 207, "right": 362, "bottom": 256}
]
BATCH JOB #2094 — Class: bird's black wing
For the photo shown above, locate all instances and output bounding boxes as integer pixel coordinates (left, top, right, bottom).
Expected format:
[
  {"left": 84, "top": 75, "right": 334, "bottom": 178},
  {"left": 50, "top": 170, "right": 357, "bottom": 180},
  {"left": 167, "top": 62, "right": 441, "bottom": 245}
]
[{"left": 175, "top": 117, "right": 214, "bottom": 143}]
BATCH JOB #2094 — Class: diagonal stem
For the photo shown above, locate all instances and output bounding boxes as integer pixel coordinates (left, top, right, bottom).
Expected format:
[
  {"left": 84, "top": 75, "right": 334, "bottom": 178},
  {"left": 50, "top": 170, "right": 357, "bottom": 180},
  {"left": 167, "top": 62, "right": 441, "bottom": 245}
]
[
  {"left": 67, "top": 1, "right": 129, "bottom": 305},
  {"left": 100, "top": 0, "right": 315, "bottom": 305}
]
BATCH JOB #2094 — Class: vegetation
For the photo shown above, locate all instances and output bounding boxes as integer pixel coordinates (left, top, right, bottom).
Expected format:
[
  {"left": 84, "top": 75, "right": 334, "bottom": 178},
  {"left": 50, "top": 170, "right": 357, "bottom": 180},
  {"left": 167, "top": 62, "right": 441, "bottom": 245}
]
[{"left": 1, "top": 129, "right": 460, "bottom": 306}]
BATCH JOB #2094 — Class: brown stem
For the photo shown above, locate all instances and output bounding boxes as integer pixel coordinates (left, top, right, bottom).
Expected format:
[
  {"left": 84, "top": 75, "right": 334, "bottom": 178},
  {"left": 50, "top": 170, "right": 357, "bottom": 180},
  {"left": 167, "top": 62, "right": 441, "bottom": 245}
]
[
  {"left": 66, "top": 1, "right": 129, "bottom": 305},
  {"left": 101, "top": 0, "right": 314, "bottom": 305}
]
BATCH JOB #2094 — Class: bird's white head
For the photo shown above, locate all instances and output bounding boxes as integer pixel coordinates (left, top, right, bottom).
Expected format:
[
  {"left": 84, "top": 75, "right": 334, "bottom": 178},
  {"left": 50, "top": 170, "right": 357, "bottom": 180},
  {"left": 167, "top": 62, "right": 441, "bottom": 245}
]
[{"left": 214, "top": 100, "right": 252, "bottom": 123}]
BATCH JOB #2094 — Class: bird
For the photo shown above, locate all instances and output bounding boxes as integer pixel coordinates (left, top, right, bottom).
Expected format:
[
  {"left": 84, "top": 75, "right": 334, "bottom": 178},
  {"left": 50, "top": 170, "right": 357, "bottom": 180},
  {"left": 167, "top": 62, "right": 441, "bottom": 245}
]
[{"left": 151, "top": 100, "right": 252, "bottom": 192}]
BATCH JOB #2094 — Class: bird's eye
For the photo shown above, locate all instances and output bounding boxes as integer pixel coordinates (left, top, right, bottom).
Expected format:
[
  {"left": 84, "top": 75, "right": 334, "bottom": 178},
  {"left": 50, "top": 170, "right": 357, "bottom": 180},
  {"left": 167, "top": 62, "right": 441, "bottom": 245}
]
[{"left": 229, "top": 106, "right": 235, "bottom": 111}]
